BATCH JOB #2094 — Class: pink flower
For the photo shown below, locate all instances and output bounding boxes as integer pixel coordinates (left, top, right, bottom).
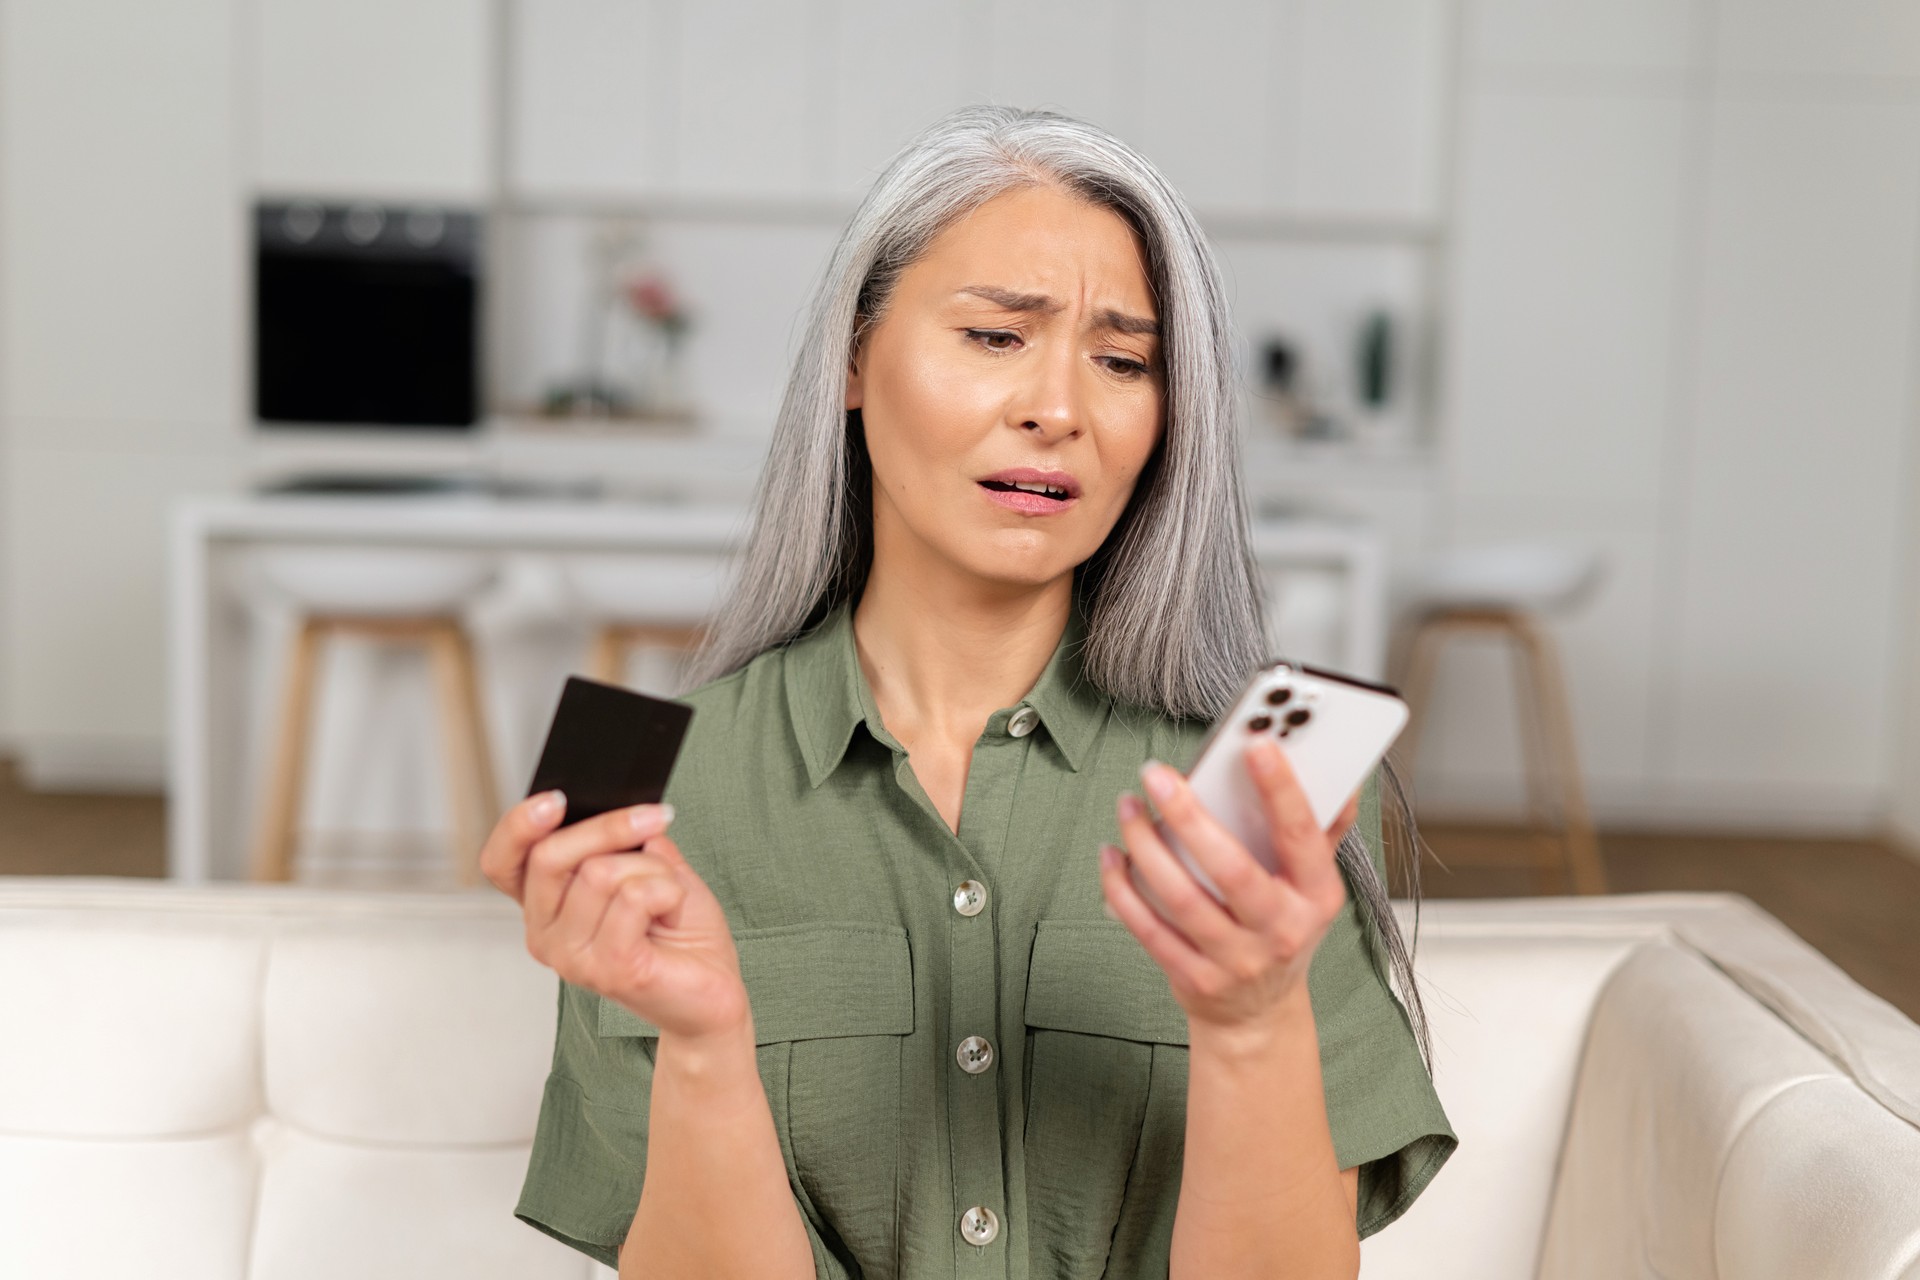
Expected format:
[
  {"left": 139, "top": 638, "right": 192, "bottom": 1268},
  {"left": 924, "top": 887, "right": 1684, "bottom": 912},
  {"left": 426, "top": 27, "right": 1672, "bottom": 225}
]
[{"left": 623, "top": 273, "right": 682, "bottom": 324}]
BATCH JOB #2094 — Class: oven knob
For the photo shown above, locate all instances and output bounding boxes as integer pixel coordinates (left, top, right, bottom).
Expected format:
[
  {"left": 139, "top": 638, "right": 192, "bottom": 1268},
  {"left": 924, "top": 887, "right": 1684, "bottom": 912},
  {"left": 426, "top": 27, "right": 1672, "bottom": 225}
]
[
  {"left": 404, "top": 207, "right": 446, "bottom": 247},
  {"left": 343, "top": 204, "right": 385, "bottom": 246},
  {"left": 281, "top": 200, "right": 324, "bottom": 244}
]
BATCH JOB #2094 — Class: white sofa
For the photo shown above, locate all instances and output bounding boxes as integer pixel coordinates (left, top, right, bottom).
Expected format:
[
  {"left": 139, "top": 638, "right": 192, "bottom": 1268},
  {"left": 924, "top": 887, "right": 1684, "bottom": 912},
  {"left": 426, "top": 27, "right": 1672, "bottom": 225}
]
[{"left": 0, "top": 878, "right": 1915, "bottom": 1280}]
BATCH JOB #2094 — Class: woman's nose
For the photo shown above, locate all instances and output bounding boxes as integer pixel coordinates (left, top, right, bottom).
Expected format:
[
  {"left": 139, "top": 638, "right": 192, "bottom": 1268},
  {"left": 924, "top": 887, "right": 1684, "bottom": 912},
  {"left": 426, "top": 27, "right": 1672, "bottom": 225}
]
[{"left": 1009, "top": 344, "right": 1084, "bottom": 442}]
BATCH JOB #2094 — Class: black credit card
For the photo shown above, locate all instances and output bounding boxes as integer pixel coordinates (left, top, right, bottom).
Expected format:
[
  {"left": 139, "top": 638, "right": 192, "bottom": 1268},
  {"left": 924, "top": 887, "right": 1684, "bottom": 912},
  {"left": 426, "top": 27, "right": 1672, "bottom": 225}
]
[{"left": 524, "top": 676, "right": 696, "bottom": 827}]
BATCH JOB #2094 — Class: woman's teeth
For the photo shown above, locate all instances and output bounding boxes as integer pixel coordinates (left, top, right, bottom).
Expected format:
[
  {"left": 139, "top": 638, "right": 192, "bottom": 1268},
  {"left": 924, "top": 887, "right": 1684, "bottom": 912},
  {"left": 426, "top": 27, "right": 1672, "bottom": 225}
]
[{"left": 984, "top": 480, "right": 1068, "bottom": 498}]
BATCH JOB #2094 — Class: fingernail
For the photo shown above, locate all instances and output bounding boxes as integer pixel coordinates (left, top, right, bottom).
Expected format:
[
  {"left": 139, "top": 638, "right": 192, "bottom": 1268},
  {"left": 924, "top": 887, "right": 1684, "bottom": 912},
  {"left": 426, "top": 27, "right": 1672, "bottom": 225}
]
[
  {"left": 1248, "top": 736, "right": 1282, "bottom": 769},
  {"left": 1117, "top": 793, "right": 1145, "bottom": 823},
  {"left": 629, "top": 802, "right": 675, "bottom": 834},
  {"left": 531, "top": 790, "right": 566, "bottom": 823},
  {"left": 1140, "top": 760, "right": 1177, "bottom": 803},
  {"left": 1099, "top": 843, "right": 1120, "bottom": 871}
]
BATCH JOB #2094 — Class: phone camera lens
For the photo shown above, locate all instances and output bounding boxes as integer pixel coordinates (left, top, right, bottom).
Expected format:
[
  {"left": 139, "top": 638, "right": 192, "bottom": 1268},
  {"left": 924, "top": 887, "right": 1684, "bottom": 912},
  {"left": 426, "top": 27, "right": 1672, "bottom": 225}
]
[
  {"left": 1286, "top": 708, "right": 1312, "bottom": 727},
  {"left": 1247, "top": 715, "right": 1272, "bottom": 732},
  {"left": 1265, "top": 687, "right": 1292, "bottom": 706}
]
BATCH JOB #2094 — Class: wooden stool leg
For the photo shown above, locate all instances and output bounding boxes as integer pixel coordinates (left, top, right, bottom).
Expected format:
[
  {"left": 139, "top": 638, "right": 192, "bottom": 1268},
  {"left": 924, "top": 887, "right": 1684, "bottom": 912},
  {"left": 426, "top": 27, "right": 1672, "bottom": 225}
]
[
  {"left": 589, "top": 626, "right": 628, "bottom": 685},
  {"left": 252, "top": 618, "right": 327, "bottom": 883},
  {"left": 1506, "top": 618, "right": 1571, "bottom": 893},
  {"left": 1501, "top": 613, "right": 1555, "bottom": 831},
  {"left": 1513, "top": 614, "right": 1607, "bottom": 895},
  {"left": 1392, "top": 613, "right": 1453, "bottom": 787},
  {"left": 1493, "top": 612, "right": 1560, "bottom": 890},
  {"left": 427, "top": 621, "right": 499, "bottom": 887}
]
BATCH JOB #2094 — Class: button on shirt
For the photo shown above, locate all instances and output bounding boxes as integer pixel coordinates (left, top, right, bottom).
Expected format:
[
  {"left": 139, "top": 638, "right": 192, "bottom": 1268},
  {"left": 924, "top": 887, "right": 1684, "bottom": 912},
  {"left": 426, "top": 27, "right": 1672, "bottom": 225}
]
[{"left": 515, "top": 600, "right": 1457, "bottom": 1277}]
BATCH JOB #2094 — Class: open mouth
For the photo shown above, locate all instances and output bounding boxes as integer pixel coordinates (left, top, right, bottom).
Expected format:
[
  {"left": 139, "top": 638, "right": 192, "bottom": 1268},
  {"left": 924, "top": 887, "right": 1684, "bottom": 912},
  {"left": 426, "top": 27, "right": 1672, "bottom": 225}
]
[{"left": 979, "top": 479, "right": 1072, "bottom": 502}]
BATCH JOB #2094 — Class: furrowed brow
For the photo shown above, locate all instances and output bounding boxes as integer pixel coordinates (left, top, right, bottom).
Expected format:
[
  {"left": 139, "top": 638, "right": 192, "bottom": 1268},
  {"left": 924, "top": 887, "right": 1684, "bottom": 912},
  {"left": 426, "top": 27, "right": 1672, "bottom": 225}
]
[
  {"left": 956, "top": 286, "right": 1159, "bottom": 338},
  {"left": 1097, "top": 308, "right": 1160, "bottom": 338},
  {"left": 956, "top": 285, "right": 1062, "bottom": 314}
]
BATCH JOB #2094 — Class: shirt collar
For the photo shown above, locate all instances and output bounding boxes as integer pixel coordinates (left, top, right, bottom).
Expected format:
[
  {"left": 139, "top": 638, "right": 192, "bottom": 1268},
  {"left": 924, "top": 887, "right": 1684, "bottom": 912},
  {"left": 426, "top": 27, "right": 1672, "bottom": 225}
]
[{"left": 784, "top": 598, "right": 1107, "bottom": 789}]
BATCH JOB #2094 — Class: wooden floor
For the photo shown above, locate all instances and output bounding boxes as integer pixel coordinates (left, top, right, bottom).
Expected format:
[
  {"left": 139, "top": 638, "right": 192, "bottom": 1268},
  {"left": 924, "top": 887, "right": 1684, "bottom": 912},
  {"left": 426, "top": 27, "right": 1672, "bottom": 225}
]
[
  {"left": 2, "top": 759, "right": 1917, "bottom": 1021},
  {"left": 1415, "top": 823, "right": 1920, "bottom": 1022}
]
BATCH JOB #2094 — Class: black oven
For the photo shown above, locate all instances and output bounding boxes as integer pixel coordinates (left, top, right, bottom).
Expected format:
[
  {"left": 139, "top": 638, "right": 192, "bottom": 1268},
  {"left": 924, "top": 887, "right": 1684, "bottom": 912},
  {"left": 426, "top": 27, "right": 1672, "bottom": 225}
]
[{"left": 254, "top": 199, "right": 481, "bottom": 429}]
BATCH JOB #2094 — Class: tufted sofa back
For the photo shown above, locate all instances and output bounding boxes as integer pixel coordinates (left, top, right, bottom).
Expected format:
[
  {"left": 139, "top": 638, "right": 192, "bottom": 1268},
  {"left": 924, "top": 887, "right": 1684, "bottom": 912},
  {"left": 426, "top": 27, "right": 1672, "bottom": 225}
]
[{"left": 0, "top": 880, "right": 607, "bottom": 1280}]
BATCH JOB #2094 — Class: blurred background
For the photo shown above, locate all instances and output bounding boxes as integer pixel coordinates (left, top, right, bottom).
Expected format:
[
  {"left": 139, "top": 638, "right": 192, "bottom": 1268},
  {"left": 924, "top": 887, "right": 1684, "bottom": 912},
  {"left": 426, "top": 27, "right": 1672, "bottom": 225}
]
[{"left": 0, "top": 0, "right": 1917, "bottom": 1016}]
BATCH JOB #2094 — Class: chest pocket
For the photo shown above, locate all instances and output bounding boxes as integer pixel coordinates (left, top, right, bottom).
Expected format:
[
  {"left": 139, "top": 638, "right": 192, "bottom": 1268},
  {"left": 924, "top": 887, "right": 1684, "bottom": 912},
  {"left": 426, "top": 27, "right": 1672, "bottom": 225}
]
[
  {"left": 1022, "top": 920, "right": 1191, "bottom": 1279},
  {"left": 599, "top": 922, "right": 913, "bottom": 1272}
]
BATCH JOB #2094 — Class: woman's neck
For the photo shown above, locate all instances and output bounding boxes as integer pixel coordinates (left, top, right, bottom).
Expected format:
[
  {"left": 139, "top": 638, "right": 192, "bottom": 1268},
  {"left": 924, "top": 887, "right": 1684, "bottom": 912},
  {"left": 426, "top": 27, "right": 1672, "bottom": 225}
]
[{"left": 851, "top": 559, "right": 1072, "bottom": 751}]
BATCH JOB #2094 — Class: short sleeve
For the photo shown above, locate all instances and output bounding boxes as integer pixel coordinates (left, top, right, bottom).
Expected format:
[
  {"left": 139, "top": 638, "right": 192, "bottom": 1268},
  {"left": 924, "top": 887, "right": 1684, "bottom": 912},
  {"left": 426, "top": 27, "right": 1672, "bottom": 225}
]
[
  {"left": 514, "top": 979, "right": 652, "bottom": 1270},
  {"left": 513, "top": 980, "right": 870, "bottom": 1278},
  {"left": 1305, "top": 766, "right": 1459, "bottom": 1239}
]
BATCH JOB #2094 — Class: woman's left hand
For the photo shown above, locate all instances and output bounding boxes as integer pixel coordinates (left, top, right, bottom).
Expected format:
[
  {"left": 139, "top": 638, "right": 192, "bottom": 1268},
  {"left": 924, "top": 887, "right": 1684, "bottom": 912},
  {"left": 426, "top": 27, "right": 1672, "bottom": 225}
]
[{"left": 1100, "top": 735, "right": 1360, "bottom": 1034}]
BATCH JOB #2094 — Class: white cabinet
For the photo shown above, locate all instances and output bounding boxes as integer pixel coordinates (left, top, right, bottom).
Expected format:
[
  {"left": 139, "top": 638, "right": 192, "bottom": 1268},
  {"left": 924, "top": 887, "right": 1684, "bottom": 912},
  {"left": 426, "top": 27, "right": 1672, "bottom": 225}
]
[
  {"left": 1444, "top": 88, "right": 1690, "bottom": 507},
  {"left": 984, "top": 0, "right": 1123, "bottom": 139},
  {"left": 1467, "top": 0, "right": 1702, "bottom": 75},
  {"left": 1714, "top": 0, "right": 1920, "bottom": 79},
  {"left": 509, "top": 0, "right": 662, "bottom": 197},
  {"left": 0, "top": 0, "right": 247, "bottom": 784},
  {"left": 828, "top": 0, "right": 976, "bottom": 197},
  {"left": 1121, "top": 0, "right": 1284, "bottom": 212},
  {"left": 1292, "top": 0, "right": 1451, "bottom": 221},
  {"left": 669, "top": 0, "right": 825, "bottom": 199},
  {"left": 505, "top": 0, "right": 1454, "bottom": 224},
  {"left": 0, "top": 0, "right": 241, "bottom": 436},
  {"left": 253, "top": 0, "right": 495, "bottom": 200},
  {"left": 1663, "top": 98, "right": 1920, "bottom": 811}
]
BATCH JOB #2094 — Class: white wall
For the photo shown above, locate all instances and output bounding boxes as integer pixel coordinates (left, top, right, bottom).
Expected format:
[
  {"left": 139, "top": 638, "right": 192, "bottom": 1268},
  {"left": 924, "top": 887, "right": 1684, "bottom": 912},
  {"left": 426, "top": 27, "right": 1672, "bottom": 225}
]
[
  {"left": 1889, "top": 379, "right": 1920, "bottom": 857},
  {"left": 1410, "top": 0, "right": 1920, "bottom": 834},
  {"left": 0, "top": 0, "right": 12, "bottom": 750},
  {"left": 0, "top": 0, "right": 247, "bottom": 787}
]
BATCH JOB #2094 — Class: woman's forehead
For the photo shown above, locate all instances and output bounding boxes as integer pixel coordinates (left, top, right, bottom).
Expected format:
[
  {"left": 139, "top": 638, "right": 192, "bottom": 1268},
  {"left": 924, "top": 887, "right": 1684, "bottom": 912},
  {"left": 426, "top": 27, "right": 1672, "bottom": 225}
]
[{"left": 911, "top": 185, "right": 1154, "bottom": 307}]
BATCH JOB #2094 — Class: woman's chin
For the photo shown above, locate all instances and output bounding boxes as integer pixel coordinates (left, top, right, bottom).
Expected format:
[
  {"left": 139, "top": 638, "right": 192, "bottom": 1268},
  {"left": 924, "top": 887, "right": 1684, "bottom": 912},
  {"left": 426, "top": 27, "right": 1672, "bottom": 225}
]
[
  {"left": 949, "top": 542, "right": 1086, "bottom": 594},
  {"left": 885, "top": 513, "right": 1097, "bottom": 595}
]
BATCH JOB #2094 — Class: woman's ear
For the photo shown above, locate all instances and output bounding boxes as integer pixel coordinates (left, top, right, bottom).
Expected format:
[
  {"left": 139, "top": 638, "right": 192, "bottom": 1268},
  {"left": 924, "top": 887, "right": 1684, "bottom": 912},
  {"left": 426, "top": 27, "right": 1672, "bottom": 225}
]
[{"left": 844, "top": 325, "right": 865, "bottom": 411}]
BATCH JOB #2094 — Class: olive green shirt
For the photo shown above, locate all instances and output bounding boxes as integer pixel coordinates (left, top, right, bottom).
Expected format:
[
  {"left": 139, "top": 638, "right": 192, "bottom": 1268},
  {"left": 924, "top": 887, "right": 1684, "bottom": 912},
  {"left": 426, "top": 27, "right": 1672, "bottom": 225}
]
[{"left": 516, "top": 601, "right": 1456, "bottom": 1277}]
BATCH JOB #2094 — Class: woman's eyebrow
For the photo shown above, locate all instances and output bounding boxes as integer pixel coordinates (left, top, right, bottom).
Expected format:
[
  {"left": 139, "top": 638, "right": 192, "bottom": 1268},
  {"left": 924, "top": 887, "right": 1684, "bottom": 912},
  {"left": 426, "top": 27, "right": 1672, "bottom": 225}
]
[
  {"left": 1098, "top": 309, "right": 1161, "bottom": 338},
  {"left": 955, "top": 285, "right": 1160, "bottom": 338},
  {"left": 956, "top": 284, "right": 1058, "bottom": 314}
]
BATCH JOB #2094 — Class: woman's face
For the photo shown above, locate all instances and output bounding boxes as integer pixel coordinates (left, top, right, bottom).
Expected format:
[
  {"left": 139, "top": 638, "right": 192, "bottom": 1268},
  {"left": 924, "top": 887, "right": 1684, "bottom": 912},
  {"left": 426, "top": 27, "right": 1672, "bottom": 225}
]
[{"left": 846, "top": 183, "right": 1166, "bottom": 596}]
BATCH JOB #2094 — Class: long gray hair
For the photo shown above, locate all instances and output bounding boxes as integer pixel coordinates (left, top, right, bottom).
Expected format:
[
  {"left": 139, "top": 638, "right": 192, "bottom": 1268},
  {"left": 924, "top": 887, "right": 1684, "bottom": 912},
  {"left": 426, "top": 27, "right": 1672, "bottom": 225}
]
[{"left": 688, "top": 105, "right": 1432, "bottom": 1067}]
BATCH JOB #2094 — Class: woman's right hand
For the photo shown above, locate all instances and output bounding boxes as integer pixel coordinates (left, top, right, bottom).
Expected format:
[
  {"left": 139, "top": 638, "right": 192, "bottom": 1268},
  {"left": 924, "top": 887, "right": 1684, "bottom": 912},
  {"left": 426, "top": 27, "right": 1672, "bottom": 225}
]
[{"left": 479, "top": 792, "right": 750, "bottom": 1043}]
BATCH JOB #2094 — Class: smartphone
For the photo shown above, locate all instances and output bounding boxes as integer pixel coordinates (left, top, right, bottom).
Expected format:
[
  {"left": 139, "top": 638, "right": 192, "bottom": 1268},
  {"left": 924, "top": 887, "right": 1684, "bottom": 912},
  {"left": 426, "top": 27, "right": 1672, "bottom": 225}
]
[
  {"left": 525, "top": 676, "right": 696, "bottom": 827},
  {"left": 1155, "top": 661, "right": 1408, "bottom": 900}
]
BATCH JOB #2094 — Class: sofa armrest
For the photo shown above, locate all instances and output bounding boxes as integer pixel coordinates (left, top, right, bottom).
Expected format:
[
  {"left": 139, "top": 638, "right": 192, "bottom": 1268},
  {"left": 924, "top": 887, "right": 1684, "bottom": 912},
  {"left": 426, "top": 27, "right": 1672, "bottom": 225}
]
[{"left": 1538, "top": 938, "right": 1920, "bottom": 1280}]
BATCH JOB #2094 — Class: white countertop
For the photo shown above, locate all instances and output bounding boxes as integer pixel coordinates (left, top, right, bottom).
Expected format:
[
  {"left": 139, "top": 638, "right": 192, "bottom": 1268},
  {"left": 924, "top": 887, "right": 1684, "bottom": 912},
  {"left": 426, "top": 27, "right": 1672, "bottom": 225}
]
[
  {"left": 177, "top": 490, "right": 1381, "bottom": 561},
  {"left": 177, "top": 492, "right": 752, "bottom": 550}
]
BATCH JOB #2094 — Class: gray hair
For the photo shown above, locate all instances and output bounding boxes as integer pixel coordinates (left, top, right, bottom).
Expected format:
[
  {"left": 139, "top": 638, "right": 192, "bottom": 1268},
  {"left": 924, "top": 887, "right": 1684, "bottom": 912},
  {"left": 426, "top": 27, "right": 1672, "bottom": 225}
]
[{"left": 688, "top": 105, "right": 1432, "bottom": 1067}]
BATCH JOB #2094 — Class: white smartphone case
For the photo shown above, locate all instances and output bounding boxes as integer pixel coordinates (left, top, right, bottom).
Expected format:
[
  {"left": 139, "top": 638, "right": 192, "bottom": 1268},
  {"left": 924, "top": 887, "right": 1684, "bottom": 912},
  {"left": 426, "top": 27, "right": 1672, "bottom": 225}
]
[{"left": 1159, "top": 661, "right": 1409, "bottom": 899}]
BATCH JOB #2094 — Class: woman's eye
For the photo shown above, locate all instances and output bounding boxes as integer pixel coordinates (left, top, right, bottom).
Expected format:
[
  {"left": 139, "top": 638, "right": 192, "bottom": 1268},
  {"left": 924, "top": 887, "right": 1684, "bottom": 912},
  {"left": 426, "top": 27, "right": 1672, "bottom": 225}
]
[
  {"left": 1101, "top": 356, "right": 1150, "bottom": 379},
  {"left": 965, "top": 329, "right": 1020, "bottom": 352}
]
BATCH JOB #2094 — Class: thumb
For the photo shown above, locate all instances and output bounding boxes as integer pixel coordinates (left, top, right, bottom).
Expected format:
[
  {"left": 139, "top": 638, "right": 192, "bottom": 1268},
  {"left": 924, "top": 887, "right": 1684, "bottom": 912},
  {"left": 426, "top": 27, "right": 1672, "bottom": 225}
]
[{"left": 641, "top": 831, "right": 688, "bottom": 870}]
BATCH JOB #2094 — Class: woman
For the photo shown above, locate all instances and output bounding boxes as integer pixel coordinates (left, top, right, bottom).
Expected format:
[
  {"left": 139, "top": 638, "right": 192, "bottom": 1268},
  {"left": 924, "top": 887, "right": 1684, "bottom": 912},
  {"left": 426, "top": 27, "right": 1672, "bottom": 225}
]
[{"left": 483, "top": 106, "right": 1456, "bottom": 1279}]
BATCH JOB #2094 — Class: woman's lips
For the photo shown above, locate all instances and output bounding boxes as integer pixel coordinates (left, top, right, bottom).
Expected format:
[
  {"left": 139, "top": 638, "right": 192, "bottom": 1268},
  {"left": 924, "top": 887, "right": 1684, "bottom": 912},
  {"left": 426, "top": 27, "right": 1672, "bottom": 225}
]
[{"left": 977, "top": 482, "right": 1079, "bottom": 515}]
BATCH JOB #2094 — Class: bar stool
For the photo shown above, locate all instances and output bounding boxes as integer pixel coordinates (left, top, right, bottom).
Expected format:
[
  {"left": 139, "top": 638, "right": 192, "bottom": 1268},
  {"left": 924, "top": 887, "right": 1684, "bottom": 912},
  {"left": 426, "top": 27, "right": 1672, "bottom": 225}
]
[
  {"left": 1389, "top": 543, "right": 1608, "bottom": 895},
  {"left": 560, "top": 552, "right": 729, "bottom": 691},
  {"left": 248, "top": 546, "right": 500, "bottom": 885}
]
